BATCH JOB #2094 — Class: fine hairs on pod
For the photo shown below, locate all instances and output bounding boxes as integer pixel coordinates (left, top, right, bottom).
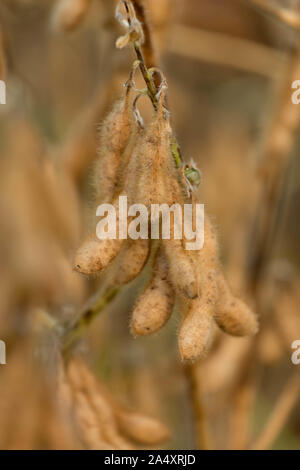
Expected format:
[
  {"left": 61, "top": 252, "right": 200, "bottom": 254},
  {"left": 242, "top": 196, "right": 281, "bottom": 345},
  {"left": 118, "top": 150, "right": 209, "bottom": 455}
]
[{"left": 131, "top": 249, "right": 175, "bottom": 336}]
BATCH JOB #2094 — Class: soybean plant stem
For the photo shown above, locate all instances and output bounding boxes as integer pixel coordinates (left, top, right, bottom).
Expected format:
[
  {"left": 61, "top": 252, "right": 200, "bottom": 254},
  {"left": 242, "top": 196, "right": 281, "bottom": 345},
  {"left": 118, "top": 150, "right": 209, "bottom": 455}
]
[{"left": 62, "top": 285, "right": 120, "bottom": 356}]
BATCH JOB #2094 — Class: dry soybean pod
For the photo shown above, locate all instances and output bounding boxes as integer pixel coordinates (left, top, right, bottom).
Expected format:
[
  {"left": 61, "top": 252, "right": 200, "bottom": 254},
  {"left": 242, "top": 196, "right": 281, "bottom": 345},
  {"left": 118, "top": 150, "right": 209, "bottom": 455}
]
[
  {"left": 74, "top": 197, "right": 125, "bottom": 275},
  {"left": 163, "top": 237, "right": 198, "bottom": 299},
  {"left": 112, "top": 238, "right": 150, "bottom": 285},
  {"left": 178, "top": 272, "right": 217, "bottom": 362},
  {"left": 131, "top": 249, "right": 175, "bottom": 336},
  {"left": 134, "top": 80, "right": 181, "bottom": 208},
  {"left": 93, "top": 84, "right": 133, "bottom": 203},
  {"left": 214, "top": 270, "right": 258, "bottom": 336},
  {"left": 114, "top": 408, "right": 171, "bottom": 445},
  {"left": 178, "top": 215, "right": 219, "bottom": 361},
  {"left": 67, "top": 358, "right": 133, "bottom": 450}
]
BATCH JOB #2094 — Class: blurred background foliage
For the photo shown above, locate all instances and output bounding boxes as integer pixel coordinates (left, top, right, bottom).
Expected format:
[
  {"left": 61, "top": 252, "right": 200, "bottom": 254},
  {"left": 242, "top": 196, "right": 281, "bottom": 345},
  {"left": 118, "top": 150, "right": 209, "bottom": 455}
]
[{"left": 0, "top": 0, "right": 299, "bottom": 450}]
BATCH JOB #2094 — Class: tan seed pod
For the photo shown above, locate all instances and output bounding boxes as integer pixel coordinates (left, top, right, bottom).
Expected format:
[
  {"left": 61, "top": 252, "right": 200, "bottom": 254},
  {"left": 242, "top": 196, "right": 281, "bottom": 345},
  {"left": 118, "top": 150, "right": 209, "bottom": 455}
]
[
  {"left": 193, "top": 213, "right": 218, "bottom": 268},
  {"left": 67, "top": 357, "right": 133, "bottom": 450},
  {"left": 115, "top": 409, "right": 171, "bottom": 445},
  {"left": 117, "top": 125, "right": 144, "bottom": 198},
  {"left": 214, "top": 271, "right": 258, "bottom": 336},
  {"left": 51, "top": 0, "right": 92, "bottom": 32},
  {"left": 163, "top": 238, "right": 198, "bottom": 299},
  {"left": 73, "top": 236, "right": 123, "bottom": 275},
  {"left": 74, "top": 197, "right": 124, "bottom": 275},
  {"left": 66, "top": 357, "right": 170, "bottom": 448},
  {"left": 57, "top": 355, "right": 73, "bottom": 413},
  {"left": 162, "top": 202, "right": 216, "bottom": 301},
  {"left": 178, "top": 274, "right": 217, "bottom": 362},
  {"left": 72, "top": 390, "right": 116, "bottom": 450},
  {"left": 85, "top": 391, "right": 133, "bottom": 450},
  {"left": 131, "top": 251, "right": 175, "bottom": 336},
  {"left": 112, "top": 239, "right": 150, "bottom": 285},
  {"left": 94, "top": 93, "right": 133, "bottom": 203},
  {"left": 133, "top": 91, "right": 183, "bottom": 208},
  {"left": 178, "top": 299, "right": 215, "bottom": 362}
]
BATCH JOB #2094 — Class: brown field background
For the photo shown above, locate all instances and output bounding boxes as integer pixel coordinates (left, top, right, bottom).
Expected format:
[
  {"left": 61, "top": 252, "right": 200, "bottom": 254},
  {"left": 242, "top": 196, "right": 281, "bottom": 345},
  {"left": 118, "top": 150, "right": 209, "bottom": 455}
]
[{"left": 0, "top": 0, "right": 299, "bottom": 450}]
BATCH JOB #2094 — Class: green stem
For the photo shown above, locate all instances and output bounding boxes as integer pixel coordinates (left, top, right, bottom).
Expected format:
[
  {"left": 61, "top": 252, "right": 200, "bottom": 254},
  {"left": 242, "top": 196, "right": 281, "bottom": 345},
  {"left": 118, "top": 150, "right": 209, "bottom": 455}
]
[
  {"left": 123, "top": 1, "right": 200, "bottom": 185},
  {"left": 132, "top": 40, "right": 184, "bottom": 169},
  {"left": 134, "top": 42, "right": 157, "bottom": 109},
  {"left": 62, "top": 285, "right": 120, "bottom": 356}
]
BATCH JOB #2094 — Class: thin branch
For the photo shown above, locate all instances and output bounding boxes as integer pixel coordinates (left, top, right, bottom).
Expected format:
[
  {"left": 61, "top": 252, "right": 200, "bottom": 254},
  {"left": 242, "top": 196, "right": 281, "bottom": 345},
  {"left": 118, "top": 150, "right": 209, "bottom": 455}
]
[
  {"left": 119, "top": 1, "right": 191, "bottom": 174},
  {"left": 229, "top": 36, "right": 300, "bottom": 452},
  {"left": 251, "top": 372, "right": 300, "bottom": 450},
  {"left": 62, "top": 285, "right": 121, "bottom": 356},
  {"left": 131, "top": 0, "right": 157, "bottom": 68},
  {"left": 0, "top": 27, "right": 6, "bottom": 80},
  {"left": 228, "top": 346, "right": 258, "bottom": 449},
  {"left": 133, "top": 42, "right": 158, "bottom": 109},
  {"left": 247, "top": 40, "right": 300, "bottom": 293},
  {"left": 184, "top": 364, "right": 213, "bottom": 450}
]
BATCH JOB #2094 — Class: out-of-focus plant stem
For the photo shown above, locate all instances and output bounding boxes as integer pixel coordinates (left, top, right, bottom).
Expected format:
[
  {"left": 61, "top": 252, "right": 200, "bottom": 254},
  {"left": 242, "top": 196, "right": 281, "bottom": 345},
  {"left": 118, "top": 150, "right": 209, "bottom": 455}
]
[
  {"left": 0, "top": 29, "right": 5, "bottom": 80},
  {"left": 228, "top": 350, "right": 258, "bottom": 449},
  {"left": 230, "top": 36, "right": 300, "bottom": 450},
  {"left": 250, "top": 372, "right": 300, "bottom": 450},
  {"left": 184, "top": 364, "right": 213, "bottom": 450},
  {"left": 62, "top": 285, "right": 121, "bottom": 356},
  {"left": 247, "top": 41, "right": 300, "bottom": 295}
]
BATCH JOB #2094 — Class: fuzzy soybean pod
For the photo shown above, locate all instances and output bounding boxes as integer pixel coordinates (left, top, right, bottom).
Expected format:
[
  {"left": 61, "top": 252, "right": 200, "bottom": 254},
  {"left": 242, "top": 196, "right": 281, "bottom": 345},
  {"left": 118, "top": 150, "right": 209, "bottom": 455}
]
[
  {"left": 163, "top": 238, "right": 198, "bottom": 300},
  {"left": 73, "top": 237, "right": 123, "bottom": 275},
  {"left": 112, "top": 239, "right": 150, "bottom": 285},
  {"left": 178, "top": 216, "right": 219, "bottom": 361},
  {"left": 134, "top": 91, "right": 183, "bottom": 209},
  {"left": 118, "top": 128, "right": 145, "bottom": 206},
  {"left": 74, "top": 197, "right": 124, "bottom": 275},
  {"left": 115, "top": 408, "right": 171, "bottom": 446},
  {"left": 131, "top": 251, "right": 175, "bottom": 336},
  {"left": 162, "top": 198, "right": 210, "bottom": 300},
  {"left": 214, "top": 271, "right": 258, "bottom": 336},
  {"left": 195, "top": 215, "right": 257, "bottom": 338},
  {"left": 178, "top": 274, "right": 216, "bottom": 362},
  {"left": 67, "top": 358, "right": 133, "bottom": 450},
  {"left": 194, "top": 213, "right": 219, "bottom": 270},
  {"left": 94, "top": 92, "right": 133, "bottom": 204}
]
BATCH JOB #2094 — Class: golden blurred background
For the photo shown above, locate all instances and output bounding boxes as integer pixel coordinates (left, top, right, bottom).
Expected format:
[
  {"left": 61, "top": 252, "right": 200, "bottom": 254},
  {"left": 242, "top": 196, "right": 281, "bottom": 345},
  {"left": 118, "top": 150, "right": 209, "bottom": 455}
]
[{"left": 0, "top": 0, "right": 299, "bottom": 450}]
